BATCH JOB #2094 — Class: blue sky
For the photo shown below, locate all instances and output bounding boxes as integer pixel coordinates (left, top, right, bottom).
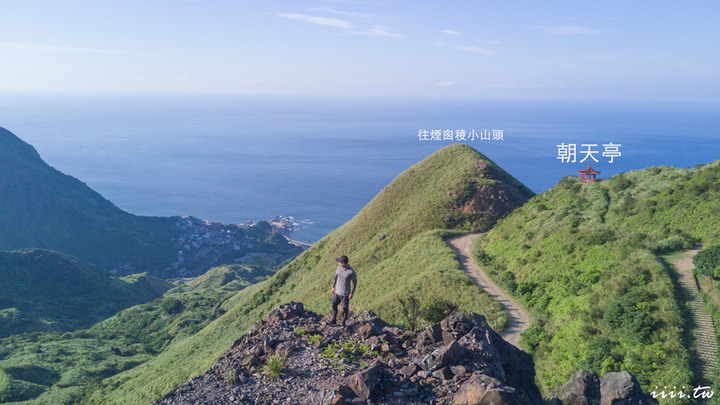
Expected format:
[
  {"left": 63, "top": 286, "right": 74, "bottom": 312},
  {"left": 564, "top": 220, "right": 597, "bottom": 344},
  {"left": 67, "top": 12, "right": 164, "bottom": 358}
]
[{"left": 1, "top": 0, "right": 718, "bottom": 100}]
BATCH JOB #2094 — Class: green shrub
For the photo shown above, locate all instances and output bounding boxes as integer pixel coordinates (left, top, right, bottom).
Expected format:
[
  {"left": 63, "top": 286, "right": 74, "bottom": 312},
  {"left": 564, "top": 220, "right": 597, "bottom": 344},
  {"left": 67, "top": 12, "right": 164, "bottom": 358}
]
[
  {"left": 421, "top": 298, "right": 456, "bottom": 324},
  {"left": 520, "top": 322, "right": 547, "bottom": 354},
  {"left": 647, "top": 235, "right": 693, "bottom": 254},
  {"left": 159, "top": 298, "right": 184, "bottom": 315},
  {"left": 694, "top": 245, "right": 720, "bottom": 277},
  {"left": 602, "top": 289, "right": 656, "bottom": 343},
  {"left": 263, "top": 349, "right": 289, "bottom": 379},
  {"left": 499, "top": 271, "right": 518, "bottom": 292},
  {"left": 398, "top": 295, "right": 421, "bottom": 331},
  {"left": 579, "top": 337, "right": 618, "bottom": 375}
]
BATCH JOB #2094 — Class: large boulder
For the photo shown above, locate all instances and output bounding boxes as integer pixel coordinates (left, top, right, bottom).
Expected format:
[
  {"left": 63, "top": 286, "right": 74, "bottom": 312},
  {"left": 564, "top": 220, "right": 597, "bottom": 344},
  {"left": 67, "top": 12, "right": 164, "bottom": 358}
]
[
  {"left": 551, "top": 370, "right": 601, "bottom": 405},
  {"left": 457, "top": 316, "right": 543, "bottom": 403},
  {"left": 417, "top": 340, "right": 466, "bottom": 372},
  {"left": 416, "top": 323, "right": 443, "bottom": 349},
  {"left": 345, "top": 361, "right": 383, "bottom": 400},
  {"left": 440, "top": 311, "right": 475, "bottom": 344},
  {"left": 348, "top": 310, "right": 387, "bottom": 339},
  {"left": 452, "top": 372, "right": 518, "bottom": 405},
  {"left": 600, "top": 371, "right": 657, "bottom": 405},
  {"left": 266, "top": 301, "right": 305, "bottom": 322}
]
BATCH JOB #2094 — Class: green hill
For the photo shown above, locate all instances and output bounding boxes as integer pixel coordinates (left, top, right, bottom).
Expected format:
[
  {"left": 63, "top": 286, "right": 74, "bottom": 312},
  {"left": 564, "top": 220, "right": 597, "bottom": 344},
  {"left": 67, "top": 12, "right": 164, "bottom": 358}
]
[
  {"left": 473, "top": 161, "right": 720, "bottom": 395},
  {"left": 84, "top": 143, "right": 535, "bottom": 404},
  {"left": 0, "top": 127, "right": 178, "bottom": 272},
  {"left": 173, "top": 264, "right": 277, "bottom": 292},
  {"left": 0, "top": 265, "right": 247, "bottom": 404},
  {"left": 0, "top": 249, "right": 173, "bottom": 338}
]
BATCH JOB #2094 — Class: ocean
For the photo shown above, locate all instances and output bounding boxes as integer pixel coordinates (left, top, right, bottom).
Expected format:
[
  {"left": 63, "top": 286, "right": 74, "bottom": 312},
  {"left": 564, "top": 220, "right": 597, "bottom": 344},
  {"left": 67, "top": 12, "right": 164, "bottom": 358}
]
[{"left": 2, "top": 94, "right": 718, "bottom": 242}]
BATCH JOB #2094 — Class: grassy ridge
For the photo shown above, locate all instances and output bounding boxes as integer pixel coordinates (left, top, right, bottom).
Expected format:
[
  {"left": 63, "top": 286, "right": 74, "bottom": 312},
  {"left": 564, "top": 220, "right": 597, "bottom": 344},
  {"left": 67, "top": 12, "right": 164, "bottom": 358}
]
[
  {"left": 87, "top": 143, "right": 533, "bottom": 404},
  {"left": 0, "top": 249, "right": 172, "bottom": 338},
  {"left": 176, "top": 264, "right": 277, "bottom": 292},
  {"left": 474, "top": 161, "right": 720, "bottom": 396}
]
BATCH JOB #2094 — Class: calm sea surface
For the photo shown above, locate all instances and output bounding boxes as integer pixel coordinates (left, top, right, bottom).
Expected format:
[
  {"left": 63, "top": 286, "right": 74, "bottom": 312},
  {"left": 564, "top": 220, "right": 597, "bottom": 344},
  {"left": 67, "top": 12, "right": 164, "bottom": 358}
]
[{"left": 1, "top": 95, "right": 718, "bottom": 242}]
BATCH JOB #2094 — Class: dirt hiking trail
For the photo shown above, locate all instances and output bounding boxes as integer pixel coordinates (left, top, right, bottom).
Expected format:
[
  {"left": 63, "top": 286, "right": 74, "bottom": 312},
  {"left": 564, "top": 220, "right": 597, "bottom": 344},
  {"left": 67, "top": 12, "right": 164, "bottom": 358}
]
[
  {"left": 668, "top": 248, "right": 718, "bottom": 385},
  {"left": 446, "top": 234, "right": 531, "bottom": 348}
]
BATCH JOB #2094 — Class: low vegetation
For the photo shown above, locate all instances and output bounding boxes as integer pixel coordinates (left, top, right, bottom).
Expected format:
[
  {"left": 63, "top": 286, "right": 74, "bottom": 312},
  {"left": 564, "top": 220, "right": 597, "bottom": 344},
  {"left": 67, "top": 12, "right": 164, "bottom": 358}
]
[
  {"left": 0, "top": 249, "right": 172, "bottom": 338},
  {"left": 475, "top": 160, "right": 720, "bottom": 397},
  {"left": 0, "top": 262, "right": 277, "bottom": 403},
  {"left": 263, "top": 348, "right": 289, "bottom": 379}
]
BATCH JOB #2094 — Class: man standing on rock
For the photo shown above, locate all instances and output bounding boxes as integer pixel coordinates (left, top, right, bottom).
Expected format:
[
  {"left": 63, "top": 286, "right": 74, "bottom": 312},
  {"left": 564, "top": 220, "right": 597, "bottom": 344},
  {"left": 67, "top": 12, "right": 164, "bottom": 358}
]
[{"left": 329, "top": 255, "right": 357, "bottom": 327}]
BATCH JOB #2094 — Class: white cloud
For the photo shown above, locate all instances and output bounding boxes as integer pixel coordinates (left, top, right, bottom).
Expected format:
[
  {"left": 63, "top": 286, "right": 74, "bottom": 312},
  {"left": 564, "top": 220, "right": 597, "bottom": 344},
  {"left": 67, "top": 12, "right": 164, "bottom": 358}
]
[
  {"left": 277, "top": 13, "right": 354, "bottom": 29},
  {"left": 455, "top": 45, "right": 495, "bottom": 55},
  {"left": 473, "top": 83, "right": 566, "bottom": 89},
  {"left": 437, "top": 81, "right": 453, "bottom": 87},
  {"left": 533, "top": 25, "right": 602, "bottom": 35},
  {"left": 346, "top": 25, "right": 403, "bottom": 38},
  {"left": 309, "top": 7, "right": 372, "bottom": 18},
  {"left": 440, "top": 29, "right": 461, "bottom": 36},
  {"left": 0, "top": 42, "right": 134, "bottom": 54}
]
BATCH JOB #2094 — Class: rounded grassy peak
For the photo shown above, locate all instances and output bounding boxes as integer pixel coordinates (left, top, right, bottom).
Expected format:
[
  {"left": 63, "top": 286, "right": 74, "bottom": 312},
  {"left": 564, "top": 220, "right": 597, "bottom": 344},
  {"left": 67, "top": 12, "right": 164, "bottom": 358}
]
[
  {"left": 276, "top": 143, "right": 537, "bottom": 306},
  {"left": 335, "top": 143, "right": 534, "bottom": 244}
]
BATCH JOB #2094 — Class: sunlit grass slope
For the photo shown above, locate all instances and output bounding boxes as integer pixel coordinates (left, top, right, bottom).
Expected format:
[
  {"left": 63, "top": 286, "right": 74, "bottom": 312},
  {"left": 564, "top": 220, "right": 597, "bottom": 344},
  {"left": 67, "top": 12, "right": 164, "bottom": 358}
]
[
  {"left": 474, "top": 160, "right": 720, "bottom": 395},
  {"left": 89, "top": 143, "right": 534, "bottom": 404}
]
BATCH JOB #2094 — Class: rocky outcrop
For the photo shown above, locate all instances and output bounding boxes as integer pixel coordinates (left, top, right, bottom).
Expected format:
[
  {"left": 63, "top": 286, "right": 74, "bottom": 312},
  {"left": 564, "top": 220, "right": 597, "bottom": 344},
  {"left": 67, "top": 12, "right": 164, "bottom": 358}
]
[
  {"left": 551, "top": 370, "right": 601, "bottom": 405},
  {"left": 154, "top": 302, "right": 543, "bottom": 405},
  {"left": 550, "top": 370, "right": 658, "bottom": 405}
]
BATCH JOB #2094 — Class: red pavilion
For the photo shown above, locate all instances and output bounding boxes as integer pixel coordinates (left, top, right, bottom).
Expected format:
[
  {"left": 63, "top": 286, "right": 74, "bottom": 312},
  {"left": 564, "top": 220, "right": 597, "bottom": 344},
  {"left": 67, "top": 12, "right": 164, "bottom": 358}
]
[{"left": 578, "top": 165, "right": 600, "bottom": 182}]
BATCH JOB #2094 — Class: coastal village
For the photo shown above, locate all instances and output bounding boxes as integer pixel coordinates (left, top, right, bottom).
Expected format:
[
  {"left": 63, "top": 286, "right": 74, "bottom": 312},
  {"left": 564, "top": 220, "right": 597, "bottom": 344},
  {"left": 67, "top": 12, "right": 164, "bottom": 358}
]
[{"left": 161, "top": 215, "right": 307, "bottom": 278}]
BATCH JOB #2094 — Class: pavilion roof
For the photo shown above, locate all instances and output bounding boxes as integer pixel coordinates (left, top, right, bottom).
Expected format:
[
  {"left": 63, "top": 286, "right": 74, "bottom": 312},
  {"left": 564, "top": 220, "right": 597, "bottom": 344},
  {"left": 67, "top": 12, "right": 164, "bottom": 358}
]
[{"left": 578, "top": 165, "right": 601, "bottom": 175}]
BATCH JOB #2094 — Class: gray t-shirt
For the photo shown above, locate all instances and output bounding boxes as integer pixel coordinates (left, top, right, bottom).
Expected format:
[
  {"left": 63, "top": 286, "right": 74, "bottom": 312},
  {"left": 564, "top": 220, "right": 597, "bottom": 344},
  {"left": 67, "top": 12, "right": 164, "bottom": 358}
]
[{"left": 334, "top": 265, "right": 357, "bottom": 297}]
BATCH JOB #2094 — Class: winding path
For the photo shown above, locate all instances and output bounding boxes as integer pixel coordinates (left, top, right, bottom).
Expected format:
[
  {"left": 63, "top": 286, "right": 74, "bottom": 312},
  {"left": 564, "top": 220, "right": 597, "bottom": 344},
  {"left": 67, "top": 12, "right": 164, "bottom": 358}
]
[
  {"left": 446, "top": 234, "right": 531, "bottom": 348},
  {"left": 667, "top": 248, "right": 718, "bottom": 385}
]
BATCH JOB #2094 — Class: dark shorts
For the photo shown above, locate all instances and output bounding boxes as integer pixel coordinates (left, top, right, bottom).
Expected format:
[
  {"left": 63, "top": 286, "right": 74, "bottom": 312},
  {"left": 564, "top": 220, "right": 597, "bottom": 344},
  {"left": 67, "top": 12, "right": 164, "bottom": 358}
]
[{"left": 331, "top": 293, "right": 350, "bottom": 309}]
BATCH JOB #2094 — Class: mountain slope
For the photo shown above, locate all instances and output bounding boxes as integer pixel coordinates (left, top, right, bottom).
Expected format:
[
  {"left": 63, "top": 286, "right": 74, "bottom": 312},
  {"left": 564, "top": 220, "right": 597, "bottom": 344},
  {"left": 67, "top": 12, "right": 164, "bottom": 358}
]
[
  {"left": 473, "top": 161, "right": 720, "bottom": 393},
  {"left": 0, "top": 127, "right": 177, "bottom": 272},
  {"left": 0, "top": 249, "right": 173, "bottom": 337},
  {"left": 87, "top": 143, "right": 535, "bottom": 404},
  {"left": 175, "top": 264, "right": 277, "bottom": 292},
  {"left": 0, "top": 263, "right": 249, "bottom": 404}
]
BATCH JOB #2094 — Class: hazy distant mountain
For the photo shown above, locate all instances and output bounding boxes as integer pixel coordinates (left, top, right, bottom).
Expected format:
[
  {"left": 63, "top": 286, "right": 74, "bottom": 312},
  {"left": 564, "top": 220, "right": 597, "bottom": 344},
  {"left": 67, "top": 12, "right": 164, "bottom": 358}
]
[{"left": 0, "top": 126, "right": 177, "bottom": 273}]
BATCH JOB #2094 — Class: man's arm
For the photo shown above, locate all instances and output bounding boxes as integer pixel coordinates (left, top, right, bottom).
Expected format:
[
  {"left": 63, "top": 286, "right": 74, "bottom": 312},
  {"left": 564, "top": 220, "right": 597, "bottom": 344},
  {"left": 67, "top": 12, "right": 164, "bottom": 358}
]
[
  {"left": 331, "top": 273, "right": 338, "bottom": 293},
  {"left": 349, "top": 272, "right": 357, "bottom": 298}
]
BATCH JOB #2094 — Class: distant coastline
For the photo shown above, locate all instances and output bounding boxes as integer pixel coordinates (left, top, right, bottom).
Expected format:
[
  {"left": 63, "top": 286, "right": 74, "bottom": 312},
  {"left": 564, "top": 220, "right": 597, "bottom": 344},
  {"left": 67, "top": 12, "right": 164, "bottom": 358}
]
[
  {"left": 4, "top": 96, "right": 719, "bottom": 244},
  {"left": 162, "top": 215, "right": 305, "bottom": 278}
]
